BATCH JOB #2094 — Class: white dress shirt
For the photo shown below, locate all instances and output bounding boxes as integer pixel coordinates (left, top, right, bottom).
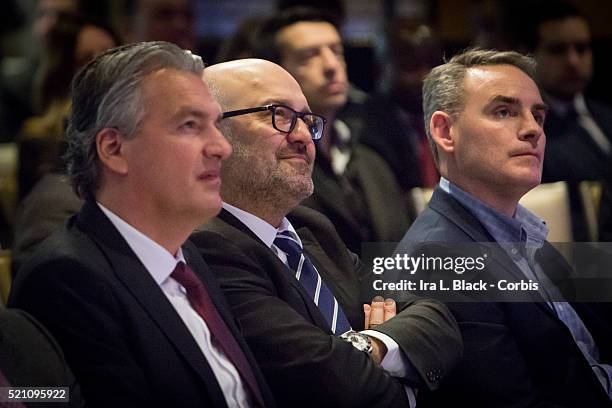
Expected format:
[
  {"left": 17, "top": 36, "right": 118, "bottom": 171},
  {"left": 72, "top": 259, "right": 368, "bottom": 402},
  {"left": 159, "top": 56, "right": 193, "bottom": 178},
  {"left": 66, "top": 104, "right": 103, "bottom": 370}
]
[
  {"left": 223, "top": 202, "right": 417, "bottom": 406},
  {"left": 98, "top": 203, "right": 251, "bottom": 408}
]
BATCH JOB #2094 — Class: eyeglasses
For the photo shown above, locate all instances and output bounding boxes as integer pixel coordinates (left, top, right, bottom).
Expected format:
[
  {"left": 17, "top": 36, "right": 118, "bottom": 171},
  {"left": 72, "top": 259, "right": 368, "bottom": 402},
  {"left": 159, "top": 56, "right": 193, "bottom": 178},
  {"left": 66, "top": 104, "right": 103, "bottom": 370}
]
[{"left": 222, "top": 104, "right": 327, "bottom": 140}]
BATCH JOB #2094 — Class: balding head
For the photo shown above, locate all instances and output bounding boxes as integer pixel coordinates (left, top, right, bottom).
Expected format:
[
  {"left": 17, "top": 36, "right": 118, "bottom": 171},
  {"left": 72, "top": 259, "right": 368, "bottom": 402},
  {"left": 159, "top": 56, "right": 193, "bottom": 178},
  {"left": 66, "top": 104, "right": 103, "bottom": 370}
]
[
  {"left": 202, "top": 58, "right": 316, "bottom": 226},
  {"left": 203, "top": 58, "right": 304, "bottom": 112}
]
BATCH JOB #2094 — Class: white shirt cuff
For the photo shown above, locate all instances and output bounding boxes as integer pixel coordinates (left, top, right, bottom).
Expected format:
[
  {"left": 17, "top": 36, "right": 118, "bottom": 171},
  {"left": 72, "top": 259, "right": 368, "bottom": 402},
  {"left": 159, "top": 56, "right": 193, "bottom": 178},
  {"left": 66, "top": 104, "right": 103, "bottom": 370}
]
[{"left": 362, "top": 329, "right": 408, "bottom": 378}]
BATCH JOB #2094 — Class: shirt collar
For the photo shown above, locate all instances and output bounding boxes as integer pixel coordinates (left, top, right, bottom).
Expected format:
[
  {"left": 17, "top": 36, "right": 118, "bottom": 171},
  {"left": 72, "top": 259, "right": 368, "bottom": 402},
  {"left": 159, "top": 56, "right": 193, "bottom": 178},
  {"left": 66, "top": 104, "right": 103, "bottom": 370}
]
[
  {"left": 97, "top": 202, "right": 185, "bottom": 285},
  {"left": 222, "top": 202, "right": 301, "bottom": 248},
  {"left": 439, "top": 177, "right": 548, "bottom": 245},
  {"left": 544, "top": 91, "right": 586, "bottom": 117}
]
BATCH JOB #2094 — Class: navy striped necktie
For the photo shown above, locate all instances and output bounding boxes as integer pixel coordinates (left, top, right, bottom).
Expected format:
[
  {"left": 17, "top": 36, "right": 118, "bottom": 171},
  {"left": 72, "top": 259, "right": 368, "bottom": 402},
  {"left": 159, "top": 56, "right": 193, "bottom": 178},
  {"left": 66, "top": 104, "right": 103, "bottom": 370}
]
[{"left": 273, "top": 230, "right": 352, "bottom": 334}]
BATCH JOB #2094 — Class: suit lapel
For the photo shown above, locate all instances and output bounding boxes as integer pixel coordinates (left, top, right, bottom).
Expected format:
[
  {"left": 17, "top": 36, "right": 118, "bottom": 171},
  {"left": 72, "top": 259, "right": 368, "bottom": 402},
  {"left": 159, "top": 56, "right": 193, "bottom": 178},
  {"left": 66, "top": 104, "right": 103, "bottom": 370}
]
[
  {"left": 428, "top": 189, "right": 560, "bottom": 314},
  {"left": 211, "top": 209, "right": 333, "bottom": 332},
  {"left": 310, "top": 165, "right": 362, "bottom": 233},
  {"left": 76, "top": 201, "right": 227, "bottom": 406}
]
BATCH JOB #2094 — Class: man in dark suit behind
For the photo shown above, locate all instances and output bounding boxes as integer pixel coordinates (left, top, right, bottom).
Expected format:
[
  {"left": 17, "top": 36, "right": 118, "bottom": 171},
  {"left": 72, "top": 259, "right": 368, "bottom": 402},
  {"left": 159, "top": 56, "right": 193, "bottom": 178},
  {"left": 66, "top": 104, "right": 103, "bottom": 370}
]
[
  {"left": 252, "top": 7, "right": 413, "bottom": 255},
  {"left": 523, "top": 1, "right": 612, "bottom": 240},
  {"left": 396, "top": 48, "right": 612, "bottom": 406},
  {"left": 190, "top": 58, "right": 462, "bottom": 407},
  {"left": 9, "top": 41, "right": 274, "bottom": 407}
]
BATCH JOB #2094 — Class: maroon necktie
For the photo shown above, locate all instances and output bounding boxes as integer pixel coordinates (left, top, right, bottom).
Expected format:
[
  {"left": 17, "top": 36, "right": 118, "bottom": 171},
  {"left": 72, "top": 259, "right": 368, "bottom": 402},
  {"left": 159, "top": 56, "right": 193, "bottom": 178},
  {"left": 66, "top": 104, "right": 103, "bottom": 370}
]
[{"left": 171, "top": 262, "right": 264, "bottom": 407}]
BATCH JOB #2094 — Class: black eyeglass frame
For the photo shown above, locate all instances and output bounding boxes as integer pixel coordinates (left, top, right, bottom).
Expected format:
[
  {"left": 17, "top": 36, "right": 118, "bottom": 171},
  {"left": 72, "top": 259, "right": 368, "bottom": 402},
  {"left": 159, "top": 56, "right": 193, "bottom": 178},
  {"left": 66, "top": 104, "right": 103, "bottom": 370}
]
[{"left": 222, "top": 104, "right": 327, "bottom": 140}]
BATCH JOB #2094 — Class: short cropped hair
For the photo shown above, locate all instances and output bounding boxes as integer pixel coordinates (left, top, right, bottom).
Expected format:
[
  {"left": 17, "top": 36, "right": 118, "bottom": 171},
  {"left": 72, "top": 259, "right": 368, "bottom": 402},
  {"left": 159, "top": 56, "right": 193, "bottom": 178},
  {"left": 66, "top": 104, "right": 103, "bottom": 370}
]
[
  {"left": 64, "top": 41, "right": 203, "bottom": 199},
  {"left": 422, "top": 48, "right": 536, "bottom": 166},
  {"left": 253, "top": 6, "right": 340, "bottom": 64}
]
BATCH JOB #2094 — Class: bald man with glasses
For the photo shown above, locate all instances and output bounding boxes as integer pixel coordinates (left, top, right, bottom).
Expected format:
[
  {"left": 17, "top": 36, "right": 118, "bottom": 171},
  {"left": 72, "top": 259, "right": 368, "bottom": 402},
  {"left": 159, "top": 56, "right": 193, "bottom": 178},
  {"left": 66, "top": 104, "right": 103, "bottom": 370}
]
[{"left": 190, "top": 58, "right": 461, "bottom": 408}]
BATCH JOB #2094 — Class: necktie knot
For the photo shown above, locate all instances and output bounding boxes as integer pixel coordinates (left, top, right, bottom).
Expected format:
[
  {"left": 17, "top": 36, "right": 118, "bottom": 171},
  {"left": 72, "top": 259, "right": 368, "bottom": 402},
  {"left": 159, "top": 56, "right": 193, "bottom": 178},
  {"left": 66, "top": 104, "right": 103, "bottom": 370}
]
[
  {"left": 171, "top": 262, "right": 198, "bottom": 294},
  {"left": 273, "top": 231, "right": 303, "bottom": 260}
]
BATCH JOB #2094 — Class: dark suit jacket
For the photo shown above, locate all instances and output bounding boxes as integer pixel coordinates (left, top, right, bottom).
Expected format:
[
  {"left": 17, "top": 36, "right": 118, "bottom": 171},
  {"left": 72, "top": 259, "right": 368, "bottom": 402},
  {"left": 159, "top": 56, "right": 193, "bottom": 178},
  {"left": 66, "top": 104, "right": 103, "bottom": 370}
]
[
  {"left": 542, "top": 97, "right": 612, "bottom": 241},
  {"left": 9, "top": 200, "right": 275, "bottom": 408},
  {"left": 303, "top": 142, "right": 414, "bottom": 254},
  {"left": 396, "top": 188, "right": 612, "bottom": 407},
  {"left": 0, "top": 308, "right": 84, "bottom": 407},
  {"left": 191, "top": 206, "right": 462, "bottom": 408},
  {"left": 357, "top": 92, "right": 425, "bottom": 191},
  {"left": 12, "top": 173, "right": 83, "bottom": 275}
]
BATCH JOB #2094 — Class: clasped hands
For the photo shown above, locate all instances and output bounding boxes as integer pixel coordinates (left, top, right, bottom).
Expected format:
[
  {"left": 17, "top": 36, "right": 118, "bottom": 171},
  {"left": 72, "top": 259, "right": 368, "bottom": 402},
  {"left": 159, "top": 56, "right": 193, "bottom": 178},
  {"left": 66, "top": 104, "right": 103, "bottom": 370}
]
[{"left": 363, "top": 296, "right": 396, "bottom": 364}]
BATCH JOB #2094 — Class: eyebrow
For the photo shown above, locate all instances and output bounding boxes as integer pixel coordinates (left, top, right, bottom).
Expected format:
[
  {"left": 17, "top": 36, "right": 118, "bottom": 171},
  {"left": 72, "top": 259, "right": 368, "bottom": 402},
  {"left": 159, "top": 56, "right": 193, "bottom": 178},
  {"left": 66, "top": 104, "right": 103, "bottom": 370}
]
[
  {"left": 293, "top": 40, "right": 343, "bottom": 51},
  {"left": 488, "top": 95, "right": 549, "bottom": 112},
  {"left": 260, "top": 99, "right": 311, "bottom": 113},
  {"left": 171, "top": 107, "right": 209, "bottom": 122}
]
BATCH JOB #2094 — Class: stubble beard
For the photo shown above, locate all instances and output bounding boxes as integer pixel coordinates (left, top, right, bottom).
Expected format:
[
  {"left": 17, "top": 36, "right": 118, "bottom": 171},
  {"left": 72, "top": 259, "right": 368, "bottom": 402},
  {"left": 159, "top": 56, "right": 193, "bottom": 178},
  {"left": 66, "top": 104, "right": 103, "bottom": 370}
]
[{"left": 221, "top": 143, "right": 314, "bottom": 213}]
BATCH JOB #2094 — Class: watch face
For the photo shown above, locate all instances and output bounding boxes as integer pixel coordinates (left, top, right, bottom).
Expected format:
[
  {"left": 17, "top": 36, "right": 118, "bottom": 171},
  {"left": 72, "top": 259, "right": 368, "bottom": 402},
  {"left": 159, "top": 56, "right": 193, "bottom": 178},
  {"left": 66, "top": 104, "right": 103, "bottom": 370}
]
[{"left": 342, "top": 331, "right": 372, "bottom": 354}]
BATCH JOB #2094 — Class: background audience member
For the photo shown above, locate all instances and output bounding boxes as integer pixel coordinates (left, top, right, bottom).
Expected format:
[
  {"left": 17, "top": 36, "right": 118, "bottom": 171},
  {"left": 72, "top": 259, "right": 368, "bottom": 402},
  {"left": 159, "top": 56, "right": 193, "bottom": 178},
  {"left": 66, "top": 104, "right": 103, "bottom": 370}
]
[
  {"left": 17, "top": 13, "right": 119, "bottom": 201},
  {"left": 0, "top": 0, "right": 28, "bottom": 142},
  {"left": 523, "top": 0, "right": 612, "bottom": 241},
  {"left": 0, "top": 0, "right": 83, "bottom": 142},
  {"left": 254, "top": 7, "right": 413, "bottom": 254},
  {"left": 11, "top": 173, "right": 82, "bottom": 275},
  {"left": 214, "top": 17, "right": 265, "bottom": 63},
  {"left": 359, "top": 18, "right": 442, "bottom": 191},
  {"left": 121, "top": 0, "right": 196, "bottom": 51}
]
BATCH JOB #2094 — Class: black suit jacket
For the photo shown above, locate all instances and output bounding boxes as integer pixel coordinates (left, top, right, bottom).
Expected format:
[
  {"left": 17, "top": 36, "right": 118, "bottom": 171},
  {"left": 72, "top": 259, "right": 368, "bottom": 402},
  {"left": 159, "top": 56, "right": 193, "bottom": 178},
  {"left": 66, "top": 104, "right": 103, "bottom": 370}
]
[
  {"left": 303, "top": 139, "right": 414, "bottom": 255},
  {"left": 0, "top": 308, "right": 84, "bottom": 407},
  {"left": 9, "top": 200, "right": 275, "bottom": 408},
  {"left": 191, "top": 206, "right": 462, "bottom": 408},
  {"left": 396, "top": 188, "right": 612, "bottom": 407},
  {"left": 542, "top": 97, "right": 612, "bottom": 240},
  {"left": 357, "top": 92, "right": 425, "bottom": 191}
]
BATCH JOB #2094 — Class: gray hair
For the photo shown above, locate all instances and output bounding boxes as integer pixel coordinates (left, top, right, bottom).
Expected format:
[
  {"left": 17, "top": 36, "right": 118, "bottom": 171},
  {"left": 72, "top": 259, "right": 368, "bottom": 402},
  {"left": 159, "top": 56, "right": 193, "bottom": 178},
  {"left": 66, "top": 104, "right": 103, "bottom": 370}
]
[
  {"left": 64, "top": 41, "right": 204, "bottom": 199},
  {"left": 422, "top": 48, "right": 536, "bottom": 166}
]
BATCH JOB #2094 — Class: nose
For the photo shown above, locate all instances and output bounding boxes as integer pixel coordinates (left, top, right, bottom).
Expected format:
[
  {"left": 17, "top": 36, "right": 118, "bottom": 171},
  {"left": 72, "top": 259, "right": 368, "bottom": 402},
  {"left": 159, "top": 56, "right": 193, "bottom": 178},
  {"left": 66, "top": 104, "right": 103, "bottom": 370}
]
[
  {"left": 287, "top": 117, "right": 314, "bottom": 146},
  {"left": 566, "top": 47, "right": 582, "bottom": 68},
  {"left": 321, "top": 47, "right": 342, "bottom": 75},
  {"left": 518, "top": 112, "right": 543, "bottom": 146},
  {"left": 205, "top": 127, "right": 232, "bottom": 160}
]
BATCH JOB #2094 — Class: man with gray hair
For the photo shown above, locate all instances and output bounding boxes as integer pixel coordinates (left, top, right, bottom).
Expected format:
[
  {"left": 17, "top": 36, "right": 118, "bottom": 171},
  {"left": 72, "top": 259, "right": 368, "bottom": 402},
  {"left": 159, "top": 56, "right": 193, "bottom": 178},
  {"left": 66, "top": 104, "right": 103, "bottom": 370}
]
[
  {"left": 9, "top": 41, "right": 274, "bottom": 408},
  {"left": 396, "top": 48, "right": 612, "bottom": 406}
]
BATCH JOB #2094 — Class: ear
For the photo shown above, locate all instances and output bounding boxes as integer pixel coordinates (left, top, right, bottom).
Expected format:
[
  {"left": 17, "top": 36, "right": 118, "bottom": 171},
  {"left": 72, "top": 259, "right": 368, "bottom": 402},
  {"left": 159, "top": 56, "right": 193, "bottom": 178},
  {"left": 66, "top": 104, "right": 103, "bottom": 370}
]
[
  {"left": 96, "top": 128, "right": 128, "bottom": 175},
  {"left": 430, "top": 111, "right": 455, "bottom": 155}
]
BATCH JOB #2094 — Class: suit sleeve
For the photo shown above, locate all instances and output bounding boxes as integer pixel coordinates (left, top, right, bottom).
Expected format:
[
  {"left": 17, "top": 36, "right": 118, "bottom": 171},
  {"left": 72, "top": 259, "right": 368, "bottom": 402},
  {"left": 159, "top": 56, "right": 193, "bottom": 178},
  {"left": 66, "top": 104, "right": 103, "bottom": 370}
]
[
  {"left": 194, "top": 233, "right": 410, "bottom": 408},
  {"left": 397, "top": 243, "right": 565, "bottom": 407},
  {"left": 369, "top": 293, "right": 463, "bottom": 389},
  {"left": 9, "top": 257, "right": 151, "bottom": 408}
]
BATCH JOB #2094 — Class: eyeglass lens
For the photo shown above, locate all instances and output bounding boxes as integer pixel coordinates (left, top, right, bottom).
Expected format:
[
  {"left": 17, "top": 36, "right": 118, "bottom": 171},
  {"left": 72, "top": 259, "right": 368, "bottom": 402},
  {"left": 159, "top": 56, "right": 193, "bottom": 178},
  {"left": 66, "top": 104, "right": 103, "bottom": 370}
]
[{"left": 272, "top": 106, "right": 323, "bottom": 139}]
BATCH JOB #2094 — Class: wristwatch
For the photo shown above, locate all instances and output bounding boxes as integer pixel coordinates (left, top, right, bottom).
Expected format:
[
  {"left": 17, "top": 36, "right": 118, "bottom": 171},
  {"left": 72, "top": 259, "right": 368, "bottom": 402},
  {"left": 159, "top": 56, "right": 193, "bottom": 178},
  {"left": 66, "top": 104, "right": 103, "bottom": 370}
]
[{"left": 340, "top": 330, "right": 372, "bottom": 354}]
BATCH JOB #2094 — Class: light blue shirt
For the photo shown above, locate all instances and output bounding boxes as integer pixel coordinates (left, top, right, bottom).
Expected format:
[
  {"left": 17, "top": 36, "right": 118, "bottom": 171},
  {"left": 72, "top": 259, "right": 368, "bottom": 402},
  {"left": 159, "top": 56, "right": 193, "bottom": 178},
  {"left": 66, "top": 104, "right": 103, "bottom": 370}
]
[{"left": 440, "top": 178, "right": 612, "bottom": 398}]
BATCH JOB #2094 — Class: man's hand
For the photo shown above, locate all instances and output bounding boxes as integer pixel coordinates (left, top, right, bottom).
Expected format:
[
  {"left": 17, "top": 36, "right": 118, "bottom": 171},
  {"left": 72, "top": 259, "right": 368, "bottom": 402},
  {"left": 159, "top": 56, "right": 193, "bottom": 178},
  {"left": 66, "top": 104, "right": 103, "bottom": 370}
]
[
  {"left": 369, "top": 337, "right": 388, "bottom": 365},
  {"left": 363, "top": 296, "right": 396, "bottom": 329},
  {"left": 363, "top": 296, "right": 396, "bottom": 364}
]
